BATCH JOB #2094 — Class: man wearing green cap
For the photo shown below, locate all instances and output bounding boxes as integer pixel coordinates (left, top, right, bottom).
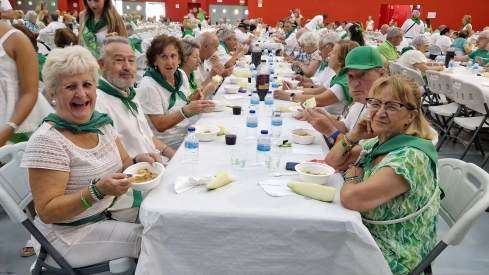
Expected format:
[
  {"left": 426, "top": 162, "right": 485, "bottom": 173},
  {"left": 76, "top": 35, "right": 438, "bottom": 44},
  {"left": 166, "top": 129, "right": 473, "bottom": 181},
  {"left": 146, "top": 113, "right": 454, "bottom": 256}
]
[{"left": 303, "top": 46, "right": 386, "bottom": 146}]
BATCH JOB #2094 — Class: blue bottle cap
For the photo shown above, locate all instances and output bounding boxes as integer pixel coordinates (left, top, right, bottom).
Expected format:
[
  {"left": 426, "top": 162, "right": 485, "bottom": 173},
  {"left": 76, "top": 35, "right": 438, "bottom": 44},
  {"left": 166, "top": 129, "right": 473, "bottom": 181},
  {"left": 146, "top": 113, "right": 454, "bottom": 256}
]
[
  {"left": 188, "top": 127, "right": 195, "bottom": 132},
  {"left": 250, "top": 110, "right": 256, "bottom": 114},
  {"left": 261, "top": 130, "right": 268, "bottom": 134},
  {"left": 267, "top": 91, "right": 272, "bottom": 94},
  {"left": 253, "top": 90, "right": 258, "bottom": 93}
]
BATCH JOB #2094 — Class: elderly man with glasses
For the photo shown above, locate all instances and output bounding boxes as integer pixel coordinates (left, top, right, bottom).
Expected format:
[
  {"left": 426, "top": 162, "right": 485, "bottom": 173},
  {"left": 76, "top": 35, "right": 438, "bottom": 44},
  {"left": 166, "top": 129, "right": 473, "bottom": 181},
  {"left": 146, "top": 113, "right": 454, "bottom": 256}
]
[
  {"left": 455, "top": 30, "right": 489, "bottom": 66},
  {"left": 377, "top": 27, "right": 403, "bottom": 62}
]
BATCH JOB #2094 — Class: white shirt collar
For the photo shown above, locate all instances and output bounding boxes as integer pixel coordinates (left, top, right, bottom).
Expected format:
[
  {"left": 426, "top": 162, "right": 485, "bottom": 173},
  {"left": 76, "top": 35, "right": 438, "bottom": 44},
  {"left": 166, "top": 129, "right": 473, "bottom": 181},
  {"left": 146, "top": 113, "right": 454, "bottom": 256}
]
[{"left": 99, "top": 76, "right": 129, "bottom": 97}]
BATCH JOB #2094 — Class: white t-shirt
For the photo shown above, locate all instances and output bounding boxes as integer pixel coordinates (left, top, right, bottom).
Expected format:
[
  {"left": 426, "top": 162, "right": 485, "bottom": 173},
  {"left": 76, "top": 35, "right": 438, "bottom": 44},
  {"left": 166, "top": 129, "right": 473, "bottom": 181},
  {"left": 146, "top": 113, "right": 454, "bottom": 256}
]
[
  {"left": 366, "top": 20, "right": 374, "bottom": 31},
  {"left": 196, "top": 59, "right": 213, "bottom": 84},
  {"left": 397, "top": 49, "right": 427, "bottom": 73},
  {"left": 284, "top": 32, "right": 298, "bottom": 55},
  {"left": 323, "top": 84, "right": 346, "bottom": 116},
  {"left": 234, "top": 28, "right": 249, "bottom": 44},
  {"left": 396, "top": 37, "right": 410, "bottom": 52},
  {"left": 305, "top": 15, "right": 324, "bottom": 31},
  {"left": 378, "top": 33, "right": 387, "bottom": 42},
  {"left": 138, "top": 69, "right": 200, "bottom": 150},
  {"left": 341, "top": 103, "right": 368, "bottom": 131},
  {"left": 435, "top": 35, "right": 452, "bottom": 50},
  {"left": 95, "top": 78, "right": 160, "bottom": 159},
  {"left": 38, "top": 22, "right": 66, "bottom": 49},
  {"left": 0, "top": 0, "right": 12, "bottom": 24},
  {"left": 430, "top": 33, "right": 440, "bottom": 44},
  {"left": 216, "top": 43, "right": 232, "bottom": 64},
  {"left": 401, "top": 19, "right": 424, "bottom": 38},
  {"left": 311, "top": 66, "right": 335, "bottom": 86}
]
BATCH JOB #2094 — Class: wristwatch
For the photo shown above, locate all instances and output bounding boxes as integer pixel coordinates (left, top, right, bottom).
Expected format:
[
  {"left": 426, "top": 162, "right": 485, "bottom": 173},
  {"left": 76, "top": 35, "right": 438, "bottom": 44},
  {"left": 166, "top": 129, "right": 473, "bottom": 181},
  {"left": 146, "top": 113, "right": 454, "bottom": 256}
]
[
  {"left": 289, "top": 93, "right": 295, "bottom": 101},
  {"left": 327, "top": 130, "right": 341, "bottom": 144},
  {"left": 161, "top": 145, "right": 169, "bottom": 156}
]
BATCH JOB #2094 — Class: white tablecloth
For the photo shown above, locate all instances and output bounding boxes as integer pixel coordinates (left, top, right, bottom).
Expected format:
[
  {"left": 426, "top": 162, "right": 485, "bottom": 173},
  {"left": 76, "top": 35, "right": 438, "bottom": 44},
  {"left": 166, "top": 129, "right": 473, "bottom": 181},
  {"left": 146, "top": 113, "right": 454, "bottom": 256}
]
[
  {"left": 252, "top": 42, "right": 284, "bottom": 51},
  {"left": 135, "top": 79, "right": 391, "bottom": 275},
  {"left": 446, "top": 66, "right": 489, "bottom": 113}
]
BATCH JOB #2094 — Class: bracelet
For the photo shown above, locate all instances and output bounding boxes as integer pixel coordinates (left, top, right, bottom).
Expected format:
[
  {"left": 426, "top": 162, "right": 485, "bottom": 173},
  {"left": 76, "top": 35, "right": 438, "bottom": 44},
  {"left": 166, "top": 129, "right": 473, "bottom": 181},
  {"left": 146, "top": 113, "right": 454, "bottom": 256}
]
[
  {"left": 344, "top": 176, "right": 363, "bottom": 183},
  {"left": 90, "top": 179, "right": 104, "bottom": 200},
  {"left": 344, "top": 133, "right": 358, "bottom": 146},
  {"left": 161, "top": 145, "right": 169, "bottom": 156},
  {"left": 133, "top": 154, "right": 139, "bottom": 164},
  {"left": 80, "top": 190, "right": 92, "bottom": 208},
  {"left": 5, "top": 122, "right": 18, "bottom": 130},
  {"left": 180, "top": 107, "right": 190, "bottom": 119},
  {"left": 340, "top": 137, "right": 353, "bottom": 151}
]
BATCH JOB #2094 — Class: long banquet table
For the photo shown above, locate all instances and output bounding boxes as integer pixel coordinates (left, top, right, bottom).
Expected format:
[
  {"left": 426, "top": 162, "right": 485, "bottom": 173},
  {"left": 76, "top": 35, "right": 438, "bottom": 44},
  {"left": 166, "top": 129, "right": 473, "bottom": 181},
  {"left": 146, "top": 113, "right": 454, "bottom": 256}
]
[{"left": 135, "top": 78, "right": 392, "bottom": 275}]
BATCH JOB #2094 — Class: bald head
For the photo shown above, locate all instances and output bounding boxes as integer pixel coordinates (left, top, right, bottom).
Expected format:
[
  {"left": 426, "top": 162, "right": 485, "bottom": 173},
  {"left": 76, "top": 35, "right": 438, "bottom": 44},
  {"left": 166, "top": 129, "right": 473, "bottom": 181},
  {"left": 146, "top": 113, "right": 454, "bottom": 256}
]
[
  {"left": 437, "top": 25, "right": 446, "bottom": 31},
  {"left": 296, "top": 28, "right": 308, "bottom": 40},
  {"left": 197, "top": 32, "right": 220, "bottom": 60},
  {"left": 380, "top": 24, "right": 389, "bottom": 34}
]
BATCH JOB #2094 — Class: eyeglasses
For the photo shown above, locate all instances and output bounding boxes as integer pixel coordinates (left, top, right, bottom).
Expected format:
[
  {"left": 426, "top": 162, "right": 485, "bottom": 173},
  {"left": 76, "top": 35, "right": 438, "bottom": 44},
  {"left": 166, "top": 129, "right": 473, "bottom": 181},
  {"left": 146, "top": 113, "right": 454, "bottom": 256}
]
[
  {"left": 366, "top": 98, "right": 414, "bottom": 114},
  {"left": 319, "top": 43, "right": 331, "bottom": 51}
]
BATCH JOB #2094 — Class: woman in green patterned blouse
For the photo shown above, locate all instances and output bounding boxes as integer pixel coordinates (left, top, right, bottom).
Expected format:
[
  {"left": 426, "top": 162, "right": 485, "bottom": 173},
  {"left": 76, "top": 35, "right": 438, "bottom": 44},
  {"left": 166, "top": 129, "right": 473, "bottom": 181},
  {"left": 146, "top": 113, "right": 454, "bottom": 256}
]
[{"left": 326, "top": 76, "right": 440, "bottom": 275}]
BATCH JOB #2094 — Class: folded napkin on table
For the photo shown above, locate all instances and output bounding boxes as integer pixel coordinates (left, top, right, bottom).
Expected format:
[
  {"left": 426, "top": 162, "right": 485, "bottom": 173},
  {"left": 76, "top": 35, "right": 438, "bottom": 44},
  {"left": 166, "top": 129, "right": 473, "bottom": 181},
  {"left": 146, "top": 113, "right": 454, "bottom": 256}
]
[
  {"left": 258, "top": 178, "right": 296, "bottom": 197},
  {"left": 175, "top": 176, "right": 213, "bottom": 194}
]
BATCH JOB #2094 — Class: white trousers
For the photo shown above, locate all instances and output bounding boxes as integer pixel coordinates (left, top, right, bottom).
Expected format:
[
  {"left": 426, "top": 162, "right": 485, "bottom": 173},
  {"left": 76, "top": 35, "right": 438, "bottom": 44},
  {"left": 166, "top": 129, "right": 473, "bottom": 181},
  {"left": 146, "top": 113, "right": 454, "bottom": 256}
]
[{"left": 33, "top": 220, "right": 142, "bottom": 268}]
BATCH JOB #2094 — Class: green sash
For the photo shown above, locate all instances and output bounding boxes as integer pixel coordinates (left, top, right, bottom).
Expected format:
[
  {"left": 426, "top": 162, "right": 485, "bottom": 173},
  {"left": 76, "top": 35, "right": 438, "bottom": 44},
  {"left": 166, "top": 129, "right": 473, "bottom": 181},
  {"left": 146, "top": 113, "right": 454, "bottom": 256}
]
[
  {"left": 182, "top": 29, "right": 195, "bottom": 38},
  {"left": 341, "top": 32, "right": 348, "bottom": 40},
  {"left": 400, "top": 46, "right": 415, "bottom": 56},
  {"left": 318, "top": 61, "right": 328, "bottom": 73},
  {"left": 219, "top": 41, "right": 229, "bottom": 54},
  {"left": 83, "top": 14, "right": 108, "bottom": 59},
  {"left": 128, "top": 37, "right": 143, "bottom": 53},
  {"left": 43, "top": 111, "right": 114, "bottom": 135},
  {"left": 329, "top": 73, "right": 352, "bottom": 108},
  {"left": 97, "top": 78, "right": 139, "bottom": 117},
  {"left": 131, "top": 20, "right": 138, "bottom": 25},
  {"left": 460, "top": 23, "right": 468, "bottom": 32},
  {"left": 433, "top": 30, "right": 440, "bottom": 34},
  {"left": 411, "top": 16, "right": 421, "bottom": 25},
  {"left": 285, "top": 27, "right": 296, "bottom": 39},
  {"left": 144, "top": 68, "right": 188, "bottom": 109},
  {"left": 37, "top": 53, "right": 46, "bottom": 82},
  {"left": 188, "top": 71, "right": 200, "bottom": 94},
  {"left": 54, "top": 211, "right": 106, "bottom": 226}
]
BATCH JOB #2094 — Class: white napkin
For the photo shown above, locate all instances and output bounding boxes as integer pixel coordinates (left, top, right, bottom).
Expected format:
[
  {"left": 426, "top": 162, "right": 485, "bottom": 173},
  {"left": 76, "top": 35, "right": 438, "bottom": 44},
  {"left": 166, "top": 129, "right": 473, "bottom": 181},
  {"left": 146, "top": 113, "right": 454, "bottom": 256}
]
[
  {"left": 291, "top": 144, "right": 324, "bottom": 155},
  {"left": 222, "top": 94, "right": 244, "bottom": 100},
  {"left": 258, "top": 178, "right": 296, "bottom": 197},
  {"left": 175, "top": 176, "right": 213, "bottom": 194},
  {"left": 481, "top": 82, "right": 489, "bottom": 87}
]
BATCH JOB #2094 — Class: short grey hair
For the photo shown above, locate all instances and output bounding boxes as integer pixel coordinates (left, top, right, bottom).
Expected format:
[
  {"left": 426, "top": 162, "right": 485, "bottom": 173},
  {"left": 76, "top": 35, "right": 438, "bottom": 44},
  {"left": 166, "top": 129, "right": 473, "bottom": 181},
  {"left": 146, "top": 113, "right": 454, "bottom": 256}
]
[
  {"left": 480, "top": 30, "right": 489, "bottom": 39},
  {"left": 42, "top": 46, "right": 99, "bottom": 98},
  {"left": 298, "top": 31, "right": 319, "bottom": 47},
  {"left": 321, "top": 32, "right": 340, "bottom": 46},
  {"left": 386, "top": 27, "right": 403, "bottom": 39},
  {"left": 437, "top": 25, "right": 446, "bottom": 31},
  {"left": 219, "top": 29, "right": 234, "bottom": 42},
  {"left": 411, "top": 35, "right": 430, "bottom": 49},
  {"left": 26, "top": 10, "right": 37, "bottom": 18},
  {"left": 125, "top": 23, "right": 135, "bottom": 37},
  {"left": 181, "top": 38, "right": 201, "bottom": 63},
  {"left": 484, "top": 26, "right": 489, "bottom": 31},
  {"left": 99, "top": 36, "right": 131, "bottom": 61},
  {"left": 190, "top": 18, "right": 199, "bottom": 29},
  {"left": 344, "top": 23, "right": 353, "bottom": 33},
  {"left": 412, "top": 10, "right": 420, "bottom": 18},
  {"left": 197, "top": 32, "right": 216, "bottom": 46}
]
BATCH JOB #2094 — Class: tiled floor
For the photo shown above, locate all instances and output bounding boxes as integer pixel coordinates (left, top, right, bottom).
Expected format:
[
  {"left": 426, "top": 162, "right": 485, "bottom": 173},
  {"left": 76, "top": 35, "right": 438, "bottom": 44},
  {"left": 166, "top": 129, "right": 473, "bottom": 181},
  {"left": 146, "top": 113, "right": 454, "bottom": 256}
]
[{"left": 1, "top": 131, "right": 489, "bottom": 274}]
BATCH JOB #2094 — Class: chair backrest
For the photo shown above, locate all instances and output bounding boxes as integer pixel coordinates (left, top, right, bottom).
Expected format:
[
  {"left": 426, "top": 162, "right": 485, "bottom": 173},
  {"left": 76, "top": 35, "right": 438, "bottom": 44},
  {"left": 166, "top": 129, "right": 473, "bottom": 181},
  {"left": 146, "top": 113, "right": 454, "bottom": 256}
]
[
  {"left": 37, "top": 42, "right": 50, "bottom": 55},
  {"left": 437, "top": 71, "right": 454, "bottom": 99},
  {"left": 388, "top": 61, "right": 397, "bottom": 76},
  {"left": 136, "top": 54, "right": 147, "bottom": 70},
  {"left": 428, "top": 44, "right": 443, "bottom": 55},
  {"left": 451, "top": 78, "right": 488, "bottom": 114},
  {"left": 438, "top": 158, "right": 489, "bottom": 245},
  {"left": 425, "top": 70, "right": 441, "bottom": 95},
  {"left": 0, "top": 142, "right": 31, "bottom": 224},
  {"left": 399, "top": 64, "right": 425, "bottom": 87}
]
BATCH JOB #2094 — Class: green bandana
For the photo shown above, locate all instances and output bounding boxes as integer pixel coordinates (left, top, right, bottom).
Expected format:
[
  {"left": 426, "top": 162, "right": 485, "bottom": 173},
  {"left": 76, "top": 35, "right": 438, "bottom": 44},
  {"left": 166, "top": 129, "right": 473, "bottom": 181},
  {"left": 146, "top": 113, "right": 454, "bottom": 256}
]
[
  {"left": 460, "top": 23, "right": 468, "bottom": 32},
  {"left": 43, "top": 111, "right": 114, "bottom": 135},
  {"left": 128, "top": 37, "right": 143, "bottom": 53},
  {"left": 433, "top": 30, "right": 440, "bottom": 34},
  {"left": 182, "top": 29, "right": 195, "bottom": 38},
  {"left": 400, "top": 46, "right": 415, "bottom": 56},
  {"left": 219, "top": 41, "right": 229, "bottom": 54},
  {"left": 411, "top": 16, "right": 421, "bottom": 25},
  {"left": 144, "top": 68, "right": 188, "bottom": 109},
  {"left": 329, "top": 73, "right": 352, "bottom": 108},
  {"left": 164, "top": 22, "right": 170, "bottom": 26},
  {"left": 131, "top": 20, "right": 138, "bottom": 25},
  {"left": 285, "top": 27, "right": 297, "bottom": 39},
  {"left": 37, "top": 53, "right": 46, "bottom": 82},
  {"left": 97, "top": 78, "right": 139, "bottom": 117},
  {"left": 188, "top": 71, "right": 201, "bottom": 94},
  {"left": 318, "top": 61, "right": 328, "bottom": 73},
  {"left": 341, "top": 32, "right": 348, "bottom": 40},
  {"left": 82, "top": 14, "right": 108, "bottom": 59}
]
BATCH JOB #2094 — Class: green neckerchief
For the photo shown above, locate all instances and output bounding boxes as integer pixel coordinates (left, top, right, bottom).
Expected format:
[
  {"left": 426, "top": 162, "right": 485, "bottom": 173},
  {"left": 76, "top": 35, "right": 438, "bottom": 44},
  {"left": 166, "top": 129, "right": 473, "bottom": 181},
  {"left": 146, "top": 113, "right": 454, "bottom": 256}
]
[
  {"left": 83, "top": 14, "right": 108, "bottom": 59},
  {"left": 460, "top": 23, "right": 468, "bottom": 32},
  {"left": 219, "top": 41, "right": 229, "bottom": 54},
  {"left": 411, "top": 16, "right": 421, "bottom": 25},
  {"left": 433, "top": 29, "right": 440, "bottom": 34},
  {"left": 188, "top": 71, "right": 201, "bottom": 94},
  {"left": 164, "top": 22, "right": 170, "bottom": 26},
  {"left": 341, "top": 32, "right": 348, "bottom": 40},
  {"left": 400, "top": 45, "right": 415, "bottom": 56},
  {"left": 182, "top": 29, "right": 195, "bottom": 38},
  {"left": 128, "top": 37, "right": 143, "bottom": 53},
  {"left": 97, "top": 78, "right": 139, "bottom": 117},
  {"left": 37, "top": 53, "right": 46, "bottom": 82},
  {"left": 131, "top": 20, "right": 138, "bottom": 25},
  {"left": 43, "top": 111, "right": 114, "bottom": 135},
  {"left": 144, "top": 68, "right": 188, "bottom": 110},
  {"left": 358, "top": 134, "right": 438, "bottom": 172},
  {"left": 285, "top": 27, "right": 297, "bottom": 39},
  {"left": 329, "top": 73, "right": 352, "bottom": 108},
  {"left": 318, "top": 61, "right": 328, "bottom": 73}
]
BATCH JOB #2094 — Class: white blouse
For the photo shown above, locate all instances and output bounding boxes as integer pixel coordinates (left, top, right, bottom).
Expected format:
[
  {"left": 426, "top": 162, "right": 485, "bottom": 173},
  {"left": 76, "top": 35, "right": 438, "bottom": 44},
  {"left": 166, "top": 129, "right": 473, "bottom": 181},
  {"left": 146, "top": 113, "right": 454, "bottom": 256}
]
[{"left": 397, "top": 50, "right": 428, "bottom": 73}]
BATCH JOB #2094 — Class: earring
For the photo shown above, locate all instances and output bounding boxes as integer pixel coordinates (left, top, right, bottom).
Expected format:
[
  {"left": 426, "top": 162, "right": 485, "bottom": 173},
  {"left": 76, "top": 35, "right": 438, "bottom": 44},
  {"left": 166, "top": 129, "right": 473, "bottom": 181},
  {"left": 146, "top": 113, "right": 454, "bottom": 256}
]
[{"left": 51, "top": 100, "right": 57, "bottom": 106}]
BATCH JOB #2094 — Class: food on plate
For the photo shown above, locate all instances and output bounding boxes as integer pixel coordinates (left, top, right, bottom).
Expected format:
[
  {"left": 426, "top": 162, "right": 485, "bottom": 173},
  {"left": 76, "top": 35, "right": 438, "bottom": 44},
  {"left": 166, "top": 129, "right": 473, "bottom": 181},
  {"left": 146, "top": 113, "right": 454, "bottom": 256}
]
[
  {"left": 287, "top": 181, "right": 336, "bottom": 202},
  {"left": 212, "top": 75, "right": 223, "bottom": 83},
  {"left": 298, "top": 133, "right": 311, "bottom": 137},
  {"left": 278, "top": 102, "right": 301, "bottom": 113},
  {"left": 277, "top": 140, "right": 291, "bottom": 147},
  {"left": 203, "top": 130, "right": 211, "bottom": 134},
  {"left": 305, "top": 97, "right": 317, "bottom": 109},
  {"left": 206, "top": 171, "right": 233, "bottom": 190},
  {"left": 133, "top": 168, "right": 159, "bottom": 184},
  {"left": 305, "top": 171, "right": 326, "bottom": 175}
]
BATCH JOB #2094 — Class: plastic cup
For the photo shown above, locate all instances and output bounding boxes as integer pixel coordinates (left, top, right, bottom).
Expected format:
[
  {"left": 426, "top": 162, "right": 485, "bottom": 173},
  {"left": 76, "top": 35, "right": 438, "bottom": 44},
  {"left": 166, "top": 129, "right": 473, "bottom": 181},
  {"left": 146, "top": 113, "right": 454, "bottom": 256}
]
[
  {"left": 225, "top": 127, "right": 238, "bottom": 145},
  {"left": 231, "top": 150, "right": 248, "bottom": 172},
  {"left": 233, "top": 106, "right": 242, "bottom": 115},
  {"left": 264, "top": 151, "right": 281, "bottom": 172}
]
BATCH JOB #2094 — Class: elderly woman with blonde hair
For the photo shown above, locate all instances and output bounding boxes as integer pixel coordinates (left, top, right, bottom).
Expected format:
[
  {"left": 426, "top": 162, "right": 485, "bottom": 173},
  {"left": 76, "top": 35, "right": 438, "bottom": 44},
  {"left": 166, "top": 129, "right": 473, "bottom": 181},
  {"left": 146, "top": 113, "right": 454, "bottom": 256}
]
[
  {"left": 182, "top": 18, "right": 200, "bottom": 39},
  {"left": 20, "top": 45, "right": 161, "bottom": 267},
  {"left": 326, "top": 76, "right": 440, "bottom": 274}
]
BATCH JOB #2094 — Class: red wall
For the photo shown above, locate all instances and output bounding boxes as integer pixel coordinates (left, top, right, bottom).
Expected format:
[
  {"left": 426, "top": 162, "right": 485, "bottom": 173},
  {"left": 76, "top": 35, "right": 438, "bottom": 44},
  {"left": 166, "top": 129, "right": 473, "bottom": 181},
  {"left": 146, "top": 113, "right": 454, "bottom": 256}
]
[{"left": 248, "top": 0, "right": 489, "bottom": 32}]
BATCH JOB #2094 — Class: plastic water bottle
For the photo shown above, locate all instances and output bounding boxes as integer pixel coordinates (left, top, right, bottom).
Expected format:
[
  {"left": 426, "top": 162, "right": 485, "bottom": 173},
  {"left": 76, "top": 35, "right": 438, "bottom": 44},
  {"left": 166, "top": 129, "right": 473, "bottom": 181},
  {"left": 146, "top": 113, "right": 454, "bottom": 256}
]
[
  {"left": 264, "top": 91, "right": 274, "bottom": 115},
  {"left": 250, "top": 90, "right": 260, "bottom": 113},
  {"left": 251, "top": 68, "right": 257, "bottom": 87},
  {"left": 270, "top": 110, "right": 283, "bottom": 139},
  {"left": 449, "top": 59, "right": 454, "bottom": 71},
  {"left": 249, "top": 63, "right": 256, "bottom": 72},
  {"left": 467, "top": 60, "right": 473, "bottom": 71},
  {"left": 184, "top": 127, "right": 199, "bottom": 163},
  {"left": 272, "top": 49, "right": 276, "bottom": 56},
  {"left": 271, "top": 77, "right": 279, "bottom": 89},
  {"left": 245, "top": 110, "right": 258, "bottom": 139},
  {"left": 264, "top": 48, "right": 269, "bottom": 56},
  {"left": 256, "top": 130, "right": 271, "bottom": 165},
  {"left": 472, "top": 62, "right": 479, "bottom": 74}
]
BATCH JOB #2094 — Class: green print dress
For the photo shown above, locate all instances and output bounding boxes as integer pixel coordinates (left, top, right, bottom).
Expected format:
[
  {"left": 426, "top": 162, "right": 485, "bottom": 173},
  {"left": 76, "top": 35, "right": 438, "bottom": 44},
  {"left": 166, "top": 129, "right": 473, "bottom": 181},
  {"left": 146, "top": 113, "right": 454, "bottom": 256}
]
[{"left": 360, "top": 137, "right": 440, "bottom": 275}]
